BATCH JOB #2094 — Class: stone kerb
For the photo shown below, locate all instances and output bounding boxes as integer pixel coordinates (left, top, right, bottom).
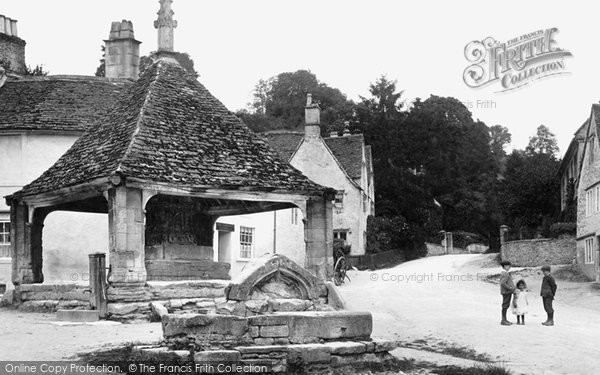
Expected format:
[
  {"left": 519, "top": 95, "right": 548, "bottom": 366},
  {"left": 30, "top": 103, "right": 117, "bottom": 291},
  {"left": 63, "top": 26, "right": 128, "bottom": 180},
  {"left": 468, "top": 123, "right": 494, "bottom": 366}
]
[{"left": 225, "top": 254, "right": 326, "bottom": 302}]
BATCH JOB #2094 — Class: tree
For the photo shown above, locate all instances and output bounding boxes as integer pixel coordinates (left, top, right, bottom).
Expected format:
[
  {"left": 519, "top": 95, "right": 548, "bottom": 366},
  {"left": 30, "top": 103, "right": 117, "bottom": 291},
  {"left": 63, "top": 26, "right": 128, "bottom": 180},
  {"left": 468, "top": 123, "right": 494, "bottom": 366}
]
[
  {"left": 244, "top": 70, "right": 354, "bottom": 134},
  {"left": 94, "top": 46, "right": 105, "bottom": 77},
  {"left": 526, "top": 124, "right": 559, "bottom": 156},
  {"left": 499, "top": 150, "right": 560, "bottom": 235}
]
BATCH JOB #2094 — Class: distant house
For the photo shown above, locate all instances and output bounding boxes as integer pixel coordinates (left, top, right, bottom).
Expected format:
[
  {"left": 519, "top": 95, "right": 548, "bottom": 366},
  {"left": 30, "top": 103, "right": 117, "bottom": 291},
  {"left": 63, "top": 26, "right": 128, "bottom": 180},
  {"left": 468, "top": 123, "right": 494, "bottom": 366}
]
[
  {"left": 575, "top": 105, "right": 600, "bottom": 281},
  {"left": 215, "top": 95, "right": 375, "bottom": 276},
  {"left": 558, "top": 120, "right": 587, "bottom": 212}
]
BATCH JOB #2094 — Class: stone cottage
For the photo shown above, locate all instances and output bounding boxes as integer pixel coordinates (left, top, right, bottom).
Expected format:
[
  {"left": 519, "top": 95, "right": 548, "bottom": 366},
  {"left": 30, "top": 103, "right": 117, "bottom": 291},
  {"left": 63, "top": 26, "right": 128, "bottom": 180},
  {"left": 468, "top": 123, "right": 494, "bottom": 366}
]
[
  {"left": 576, "top": 104, "right": 600, "bottom": 281},
  {"left": 215, "top": 96, "right": 375, "bottom": 275},
  {"left": 0, "top": 17, "right": 142, "bottom": 288},
  {"left": 3, "top": 1, "right": 336, "bottom": 299},
  {"left": 558, "top": 120, "right": 587, "bottom": 212}
]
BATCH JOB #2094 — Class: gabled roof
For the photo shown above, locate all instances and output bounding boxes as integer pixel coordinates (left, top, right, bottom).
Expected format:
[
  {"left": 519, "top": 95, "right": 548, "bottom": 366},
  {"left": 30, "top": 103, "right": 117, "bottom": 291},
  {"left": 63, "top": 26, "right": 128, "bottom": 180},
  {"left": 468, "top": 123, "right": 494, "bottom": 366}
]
[
  {"left": 558, "top": 118, "right": 589, "bottom": 176},
  {"left": 12, "top": 56, "right": 329, "bottom": 198},
  {"left": 576, "top": 104, "right": 600, "bottom": 189},
  {"left": 0, "top": 76, "right": 131, "bottom": 132},
  {"left": 324, "top": 134, "right": 365, "bottom": 180},
  {"left": 262, "top": 131, "right": 304, "bottom": 162},
  {"left": 263, "top": 131, "right": 366, "bottom": 180}
]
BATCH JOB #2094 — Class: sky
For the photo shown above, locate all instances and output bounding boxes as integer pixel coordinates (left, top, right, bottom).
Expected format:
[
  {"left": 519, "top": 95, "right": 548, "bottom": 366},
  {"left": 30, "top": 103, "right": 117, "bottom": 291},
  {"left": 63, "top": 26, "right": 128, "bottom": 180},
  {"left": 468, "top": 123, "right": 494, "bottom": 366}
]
[{"left": 3, "top": 0, "right": 596, "bottom": 156}]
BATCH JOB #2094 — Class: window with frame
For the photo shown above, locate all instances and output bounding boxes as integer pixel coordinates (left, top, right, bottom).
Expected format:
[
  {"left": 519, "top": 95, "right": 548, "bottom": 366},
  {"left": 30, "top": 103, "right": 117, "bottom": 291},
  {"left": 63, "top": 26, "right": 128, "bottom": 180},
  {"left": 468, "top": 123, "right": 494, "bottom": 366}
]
[
  {"left": 584, "top": 237, "right": 594, "bottom": 264},
  {"left": 586, "top": 190, "right": 594, "bottom": 216},
  {"left": 596, "top": 186, "right": 600, "bottom": 212},
  {"left": 0, "top": 221, "right": 9, "bottom": 245},
  {"left": 291, "top": 208, "right": 299, "bottom": 225},
  {"left": 334, "top": 191, "right": 344, "bottom": 208},
  {"left": 333, "top": 230, "right": 348, "bottom": 244},
  {"left": 239, "top": 226, "right": 255, "bottom": 259},
  {"left": 0, "top": 220, "right": 10, "bottom": 258}
]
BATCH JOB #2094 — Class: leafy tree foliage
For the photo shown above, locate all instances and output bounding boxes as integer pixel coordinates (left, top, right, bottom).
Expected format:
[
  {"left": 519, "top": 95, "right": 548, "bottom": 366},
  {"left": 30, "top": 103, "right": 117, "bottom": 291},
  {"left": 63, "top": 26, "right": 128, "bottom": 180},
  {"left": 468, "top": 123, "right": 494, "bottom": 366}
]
[
  {"left": 241, "top": 70, "right": 354, "bottom": 135},
  {"left": 499, "top": 149, "right": 561, "bottom": 236},
  {"left": 525, "top": 124, "right": 559, "bottom": 156}
]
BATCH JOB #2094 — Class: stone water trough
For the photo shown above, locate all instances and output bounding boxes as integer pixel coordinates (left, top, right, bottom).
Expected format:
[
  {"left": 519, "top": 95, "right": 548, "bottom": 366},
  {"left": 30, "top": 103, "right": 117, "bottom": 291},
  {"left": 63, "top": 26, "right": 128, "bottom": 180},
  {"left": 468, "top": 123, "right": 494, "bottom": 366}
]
[{"left": 135, "top": 254, "right": 399, "bottom": 373}]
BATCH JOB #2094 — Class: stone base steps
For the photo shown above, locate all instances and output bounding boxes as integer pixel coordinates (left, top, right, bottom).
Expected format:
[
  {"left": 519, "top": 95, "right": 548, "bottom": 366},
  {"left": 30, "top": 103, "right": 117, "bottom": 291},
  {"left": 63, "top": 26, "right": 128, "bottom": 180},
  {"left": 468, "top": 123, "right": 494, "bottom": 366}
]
[{"left": 133, "top": 339, "right": 399, "bottom": 374}]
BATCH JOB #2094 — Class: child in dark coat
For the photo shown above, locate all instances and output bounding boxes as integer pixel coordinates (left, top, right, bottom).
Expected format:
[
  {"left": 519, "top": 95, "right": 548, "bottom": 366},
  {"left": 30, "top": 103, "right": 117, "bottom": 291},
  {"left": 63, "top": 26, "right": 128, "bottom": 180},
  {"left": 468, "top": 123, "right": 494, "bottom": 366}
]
[{"left": 540, "top": 265, "right": 557, "bottom": 326}]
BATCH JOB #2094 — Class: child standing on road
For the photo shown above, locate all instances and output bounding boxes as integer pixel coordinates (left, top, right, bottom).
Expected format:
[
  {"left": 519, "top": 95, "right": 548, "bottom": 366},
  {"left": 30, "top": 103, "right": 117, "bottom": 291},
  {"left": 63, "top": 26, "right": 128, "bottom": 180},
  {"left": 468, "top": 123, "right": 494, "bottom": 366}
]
[
  {"left": 499, "top": 261, "right": 516, "bottom": 326},
  {"left": 540, "top": 265, "right": 557, "bottom": 326},
  {"left": 512, "top": 279, "right": 529, "bottom": 325}
]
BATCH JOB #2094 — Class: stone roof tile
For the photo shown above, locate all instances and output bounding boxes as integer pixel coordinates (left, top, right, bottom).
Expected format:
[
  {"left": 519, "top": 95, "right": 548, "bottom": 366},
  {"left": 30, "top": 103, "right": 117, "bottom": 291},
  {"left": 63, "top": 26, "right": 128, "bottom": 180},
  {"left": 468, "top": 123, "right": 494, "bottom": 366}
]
[{"left": 13, "top": 57, "right": 329, "bottom": 198}]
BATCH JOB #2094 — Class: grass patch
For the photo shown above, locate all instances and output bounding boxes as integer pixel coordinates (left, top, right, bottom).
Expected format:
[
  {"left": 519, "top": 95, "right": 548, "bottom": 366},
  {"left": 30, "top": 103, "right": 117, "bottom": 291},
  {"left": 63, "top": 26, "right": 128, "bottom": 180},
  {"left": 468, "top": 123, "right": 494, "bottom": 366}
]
[
  {"left": 552, "top": 264, "right": 593, "bottom": 282},
  {"left": 433, "top": 364, "right": 512, "bottom": 375}
]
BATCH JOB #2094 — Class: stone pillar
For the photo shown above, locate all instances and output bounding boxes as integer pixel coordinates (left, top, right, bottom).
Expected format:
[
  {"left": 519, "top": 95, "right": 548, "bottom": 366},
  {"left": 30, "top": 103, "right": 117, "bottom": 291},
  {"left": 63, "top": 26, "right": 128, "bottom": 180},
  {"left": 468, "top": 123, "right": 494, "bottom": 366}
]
[
  {"left": 154, "top": 0, "right": 178, "bottom": 52},
  {"left": 10, "top": 202, "right": 46, "bottom": 285},
  {"left": 304, "top": 197, "right": 333, "bottom": 280},
  {"left": 107, "top": 186, "right": 146, "bottom": 286},
  {"left": 446, "top": 232, "right": 453, "bottom": 254},
  {"left": 104, "top": 20, "right": 141, "bottom": 80},
  {"left": 500, "top": 225, "right": 509, "bottom": 246}
]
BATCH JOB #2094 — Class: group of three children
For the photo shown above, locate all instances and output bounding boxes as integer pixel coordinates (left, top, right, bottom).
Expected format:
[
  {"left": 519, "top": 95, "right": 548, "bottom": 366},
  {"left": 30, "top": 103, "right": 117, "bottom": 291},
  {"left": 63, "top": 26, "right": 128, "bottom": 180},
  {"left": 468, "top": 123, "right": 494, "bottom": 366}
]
[{"left": 499, "top": 261, "right": 557, "bottom": 326}]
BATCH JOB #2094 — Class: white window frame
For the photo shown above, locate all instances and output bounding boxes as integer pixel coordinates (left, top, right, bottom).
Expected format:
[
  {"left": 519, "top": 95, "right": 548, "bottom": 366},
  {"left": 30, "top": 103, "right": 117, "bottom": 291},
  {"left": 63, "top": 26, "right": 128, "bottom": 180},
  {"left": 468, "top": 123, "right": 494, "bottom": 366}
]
[
  {"left": 596, "top": 186, "right": 600, "bottom": 213},
  {"left": 586, "top": 189, "right": 594, "bottom": 217},
  {"left": 334, "top": 191, "right": 344, "bottom": 208},
  {"left": 239, "top": 226, "right": 255, "bottom": 260},
  {"left": 0, "top": 220, "right": 9, "bottom": 245},
  {"left": 584, "top": 237, "right": 595, "bottom": 264}
]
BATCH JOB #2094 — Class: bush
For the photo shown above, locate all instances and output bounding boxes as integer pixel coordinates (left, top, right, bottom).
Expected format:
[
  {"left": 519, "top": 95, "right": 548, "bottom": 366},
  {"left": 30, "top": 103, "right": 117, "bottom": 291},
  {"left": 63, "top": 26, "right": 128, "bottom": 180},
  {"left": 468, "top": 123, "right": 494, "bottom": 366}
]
[
  {"left": 548, "top": 222, "right": 576, "bottom": 238},
  {"left": 366, "top": 215, "right": 427, "bottom": 259}
]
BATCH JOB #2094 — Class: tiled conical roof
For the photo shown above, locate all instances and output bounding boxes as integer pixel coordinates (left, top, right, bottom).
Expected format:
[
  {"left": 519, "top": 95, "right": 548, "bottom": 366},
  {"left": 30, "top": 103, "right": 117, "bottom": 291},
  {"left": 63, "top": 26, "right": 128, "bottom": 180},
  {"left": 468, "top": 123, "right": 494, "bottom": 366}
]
[{"left": 13, "top": 55, "right": 329, "bottom": 198}]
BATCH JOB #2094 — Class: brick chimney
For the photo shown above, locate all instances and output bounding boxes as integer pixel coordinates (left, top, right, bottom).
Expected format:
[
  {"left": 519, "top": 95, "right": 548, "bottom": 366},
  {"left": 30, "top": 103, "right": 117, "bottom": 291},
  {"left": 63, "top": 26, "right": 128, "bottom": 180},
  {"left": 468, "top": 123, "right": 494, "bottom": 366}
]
[
  {"left": 104, "top": 20, "right": 141, "bottom": 79},
  {"left": 304, "top": 93, "right": 321, "bottom": 138},
  {"left": 0, "top": 15, "right": 26, "bottom": 74}
]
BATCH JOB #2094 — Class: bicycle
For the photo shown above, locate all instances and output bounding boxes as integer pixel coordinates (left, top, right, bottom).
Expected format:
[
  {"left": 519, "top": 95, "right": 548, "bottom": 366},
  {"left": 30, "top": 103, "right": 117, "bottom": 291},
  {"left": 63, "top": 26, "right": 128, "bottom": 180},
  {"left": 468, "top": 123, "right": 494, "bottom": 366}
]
[{"left": 333, "top": 249, "right": 351, "bottom": 286}]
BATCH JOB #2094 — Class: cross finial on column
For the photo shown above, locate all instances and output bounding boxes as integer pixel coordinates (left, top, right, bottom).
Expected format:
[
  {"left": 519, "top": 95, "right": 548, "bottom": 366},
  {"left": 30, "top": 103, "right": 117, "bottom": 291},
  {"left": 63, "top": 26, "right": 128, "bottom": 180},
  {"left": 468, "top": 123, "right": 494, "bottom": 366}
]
[{"left": 154, "top": 0, "right": 178, "bottom": 52}]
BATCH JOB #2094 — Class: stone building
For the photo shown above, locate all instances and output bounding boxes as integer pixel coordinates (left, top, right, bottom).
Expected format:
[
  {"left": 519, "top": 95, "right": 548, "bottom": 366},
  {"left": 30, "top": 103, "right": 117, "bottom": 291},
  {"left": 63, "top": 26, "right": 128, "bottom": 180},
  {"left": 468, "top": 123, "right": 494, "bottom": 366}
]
[
  {"left": 576, "top": 104, "right": 600, "bottom": 281},
  {"left": 558, "top": 120, "right": 587, "bottom": 211},
  {"left": 215, "top": 96, "right": 375, "bottom": 275},
  {"left": 2, "top": 2, "right": 335, "bottom": 296},
  {"left": 0, "top": 18, "right": 142, "bottom": 288}
]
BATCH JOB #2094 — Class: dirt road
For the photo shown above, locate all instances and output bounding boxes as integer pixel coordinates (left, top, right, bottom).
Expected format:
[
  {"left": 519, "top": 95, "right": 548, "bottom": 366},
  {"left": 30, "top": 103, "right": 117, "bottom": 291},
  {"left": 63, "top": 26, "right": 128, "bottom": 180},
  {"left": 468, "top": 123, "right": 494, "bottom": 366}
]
[
  {"left": 338, "top": 254, "right": 600, "bottom": 375},
  {"left": 0, "top": 311, "right": 162, "bottom": 361}
]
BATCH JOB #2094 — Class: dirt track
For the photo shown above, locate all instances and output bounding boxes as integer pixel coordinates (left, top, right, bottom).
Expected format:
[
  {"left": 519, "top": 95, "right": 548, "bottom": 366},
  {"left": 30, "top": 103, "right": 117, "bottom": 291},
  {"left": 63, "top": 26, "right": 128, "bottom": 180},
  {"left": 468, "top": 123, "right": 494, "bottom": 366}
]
[{"left": 338, "top": 254, "right": 600, "bottom": 375}]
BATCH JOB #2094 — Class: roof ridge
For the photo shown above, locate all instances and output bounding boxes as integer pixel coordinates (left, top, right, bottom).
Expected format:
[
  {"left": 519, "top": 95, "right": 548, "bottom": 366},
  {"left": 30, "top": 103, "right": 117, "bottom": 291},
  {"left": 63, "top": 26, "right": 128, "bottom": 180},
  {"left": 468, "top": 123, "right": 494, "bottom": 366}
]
[{"left": 114, "top": 61, "right": 163, "bottom": 175}]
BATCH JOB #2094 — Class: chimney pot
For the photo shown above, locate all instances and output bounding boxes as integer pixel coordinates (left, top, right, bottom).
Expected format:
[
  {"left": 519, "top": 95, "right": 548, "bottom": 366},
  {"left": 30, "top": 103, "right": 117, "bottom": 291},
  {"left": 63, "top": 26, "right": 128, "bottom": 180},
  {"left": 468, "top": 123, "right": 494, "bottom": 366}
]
[
  {"left": 343, "top": 121, "right": 351, "bottom": 136},
  {"left": 4, "top": 17, "right": 12, "bottom": 36}
]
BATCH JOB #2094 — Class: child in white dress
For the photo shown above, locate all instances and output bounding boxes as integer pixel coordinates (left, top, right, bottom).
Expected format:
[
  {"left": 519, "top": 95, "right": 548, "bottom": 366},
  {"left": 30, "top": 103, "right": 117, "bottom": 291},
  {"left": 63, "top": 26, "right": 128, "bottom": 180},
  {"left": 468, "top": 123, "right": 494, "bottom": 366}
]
[{"left": 512, "top": 279, "right": 529, "bottom": 325}]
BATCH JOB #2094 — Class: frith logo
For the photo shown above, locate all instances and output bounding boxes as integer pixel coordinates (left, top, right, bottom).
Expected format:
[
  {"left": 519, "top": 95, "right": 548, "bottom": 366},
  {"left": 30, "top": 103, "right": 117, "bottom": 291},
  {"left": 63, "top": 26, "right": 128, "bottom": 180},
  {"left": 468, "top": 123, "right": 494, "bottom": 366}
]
[{"left": 463, "top": 28, "right": 572, "bottom": 92}]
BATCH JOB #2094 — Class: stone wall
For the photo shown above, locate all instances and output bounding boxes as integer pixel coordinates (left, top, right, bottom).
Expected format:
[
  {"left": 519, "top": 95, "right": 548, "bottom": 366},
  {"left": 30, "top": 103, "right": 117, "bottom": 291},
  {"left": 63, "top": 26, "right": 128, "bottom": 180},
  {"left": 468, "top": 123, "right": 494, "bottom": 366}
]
[
  {"left": 163, "top": 311, "right": 373, "bottom": 350},
  {"left": 426, "top": 243, "right": 469, "bottom": 256},
  {"left": 501, "top": 237, "right": 576, "bottom": 267}
]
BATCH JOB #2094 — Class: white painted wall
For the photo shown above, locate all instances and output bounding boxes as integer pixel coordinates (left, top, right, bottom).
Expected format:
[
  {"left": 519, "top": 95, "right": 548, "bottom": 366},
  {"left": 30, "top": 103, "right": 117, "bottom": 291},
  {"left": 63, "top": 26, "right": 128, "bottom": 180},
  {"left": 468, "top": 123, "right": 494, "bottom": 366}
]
[
  {"left": 212, "top": 212, "right": 276, "bottom": 277},
  {"left": 0, "top": 131, "right": 109, "bottom": 284},
  {"left": 291, "top": 136, "right": 366, "bottom": 256}
]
